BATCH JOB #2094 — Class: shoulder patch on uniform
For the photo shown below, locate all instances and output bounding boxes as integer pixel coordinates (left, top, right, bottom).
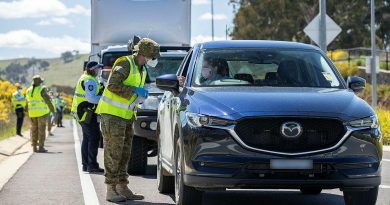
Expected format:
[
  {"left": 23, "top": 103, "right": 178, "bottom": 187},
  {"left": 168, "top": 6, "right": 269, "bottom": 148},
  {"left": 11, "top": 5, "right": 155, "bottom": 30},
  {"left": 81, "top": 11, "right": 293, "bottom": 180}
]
[{"left": 88, "top": 85, "right": 94, "bottom": 91}]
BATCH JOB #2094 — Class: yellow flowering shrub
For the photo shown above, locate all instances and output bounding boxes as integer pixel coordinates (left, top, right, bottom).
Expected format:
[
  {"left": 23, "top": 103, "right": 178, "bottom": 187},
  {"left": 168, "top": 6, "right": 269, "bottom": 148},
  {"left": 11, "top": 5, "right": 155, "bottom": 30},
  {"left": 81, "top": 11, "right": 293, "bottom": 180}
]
[
  {"left": 332, "top": 61, "right": 360, "bottom": 81},
  {"left": 327, "top": 50, "right": 349, "bottom": 61},
  {"left": 59, "top": 92, "right": 73, "bottom": 114},
  {"left": 377, "top": 109, "right": 390, "bottom": 145},
  {"left": 0, "top": 81, "right": 18, "bottom": 123}
]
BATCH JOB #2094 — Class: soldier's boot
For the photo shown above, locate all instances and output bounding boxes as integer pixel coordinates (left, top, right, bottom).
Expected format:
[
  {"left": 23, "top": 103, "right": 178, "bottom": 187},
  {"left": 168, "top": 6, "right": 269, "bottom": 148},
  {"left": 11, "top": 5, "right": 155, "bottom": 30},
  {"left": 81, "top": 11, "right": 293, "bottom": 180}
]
[
  {"left": 37, "top": 146, "right": 48, "bottom": 153},
  {"left": 116, "top": 184, "right": 144, "bottom": 200},
  {"left": 32, "top": 146, "right": 37, "bottom": 152},
  {"left": 106, "top": 185, "right": 126, "bottom": 202}
]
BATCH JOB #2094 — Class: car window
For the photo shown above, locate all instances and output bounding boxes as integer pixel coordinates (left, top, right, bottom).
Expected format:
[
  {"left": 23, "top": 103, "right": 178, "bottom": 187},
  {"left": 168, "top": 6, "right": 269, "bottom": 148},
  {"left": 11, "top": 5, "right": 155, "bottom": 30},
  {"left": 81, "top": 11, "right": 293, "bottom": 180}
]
[
  {"left": 192, "top": 49, "right": 342, "bottom": 88},
  {"left": 177, "top": 49, "right": 193, "bottom": 77},
  {"left": 145, "top": 57, "right": 184, "bottom": 82},
  {"left": 180, "top": 50, "right": 193, "bottom": 77}
]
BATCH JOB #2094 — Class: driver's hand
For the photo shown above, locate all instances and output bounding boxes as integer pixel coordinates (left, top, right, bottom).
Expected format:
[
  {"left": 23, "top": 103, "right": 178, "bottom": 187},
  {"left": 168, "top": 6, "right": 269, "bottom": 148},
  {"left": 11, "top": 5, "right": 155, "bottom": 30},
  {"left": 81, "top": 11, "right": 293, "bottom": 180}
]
[{"left": 178, "top": 76, "right": 186, "bottom": 87}]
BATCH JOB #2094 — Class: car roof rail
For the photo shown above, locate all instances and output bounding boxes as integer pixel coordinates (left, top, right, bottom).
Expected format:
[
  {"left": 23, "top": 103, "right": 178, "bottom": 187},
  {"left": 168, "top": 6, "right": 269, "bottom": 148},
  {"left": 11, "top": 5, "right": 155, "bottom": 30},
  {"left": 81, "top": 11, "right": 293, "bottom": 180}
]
[{"left": 160, "top": 46, "right": 191, "bottom": 52}]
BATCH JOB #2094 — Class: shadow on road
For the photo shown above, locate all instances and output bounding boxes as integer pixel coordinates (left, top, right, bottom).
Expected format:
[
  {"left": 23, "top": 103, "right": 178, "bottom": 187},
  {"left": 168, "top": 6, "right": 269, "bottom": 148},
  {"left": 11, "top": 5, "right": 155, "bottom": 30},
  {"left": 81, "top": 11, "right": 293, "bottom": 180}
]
[
  {"left": 13, "top": 151, "right": 29, "bottom": 156},
  {"left": 142, "top": 165, "right": 157, "bottom": 179}
]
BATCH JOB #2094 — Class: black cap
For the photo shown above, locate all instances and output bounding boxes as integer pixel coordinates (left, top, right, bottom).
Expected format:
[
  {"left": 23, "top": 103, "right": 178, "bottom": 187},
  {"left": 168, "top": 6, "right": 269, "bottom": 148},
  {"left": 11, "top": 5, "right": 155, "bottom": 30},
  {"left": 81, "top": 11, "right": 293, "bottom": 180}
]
[{"left": 86, "top": 61, "right": 103, "bottom": 70}]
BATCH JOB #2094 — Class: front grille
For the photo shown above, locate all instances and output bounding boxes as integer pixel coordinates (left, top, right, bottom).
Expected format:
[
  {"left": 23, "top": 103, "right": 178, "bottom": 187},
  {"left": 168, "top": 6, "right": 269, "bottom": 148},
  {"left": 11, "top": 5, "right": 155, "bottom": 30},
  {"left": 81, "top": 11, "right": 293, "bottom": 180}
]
[{"left": 234, "top": 117, "right": 346, "bottom": 153}]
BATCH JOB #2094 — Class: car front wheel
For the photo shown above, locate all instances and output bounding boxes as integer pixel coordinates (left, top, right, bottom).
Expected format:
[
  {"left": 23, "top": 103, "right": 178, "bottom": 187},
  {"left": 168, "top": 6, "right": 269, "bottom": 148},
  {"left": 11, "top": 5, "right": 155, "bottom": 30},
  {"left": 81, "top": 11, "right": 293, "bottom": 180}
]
[
  {"left": 343, "top": 186, "right": 378, "bottom": 205},
  {"left": 174, "top": 139, "right": 203, "bottom": 205},
  {"left": 127, "top": 136, "right": 148, "bottom": 175}
]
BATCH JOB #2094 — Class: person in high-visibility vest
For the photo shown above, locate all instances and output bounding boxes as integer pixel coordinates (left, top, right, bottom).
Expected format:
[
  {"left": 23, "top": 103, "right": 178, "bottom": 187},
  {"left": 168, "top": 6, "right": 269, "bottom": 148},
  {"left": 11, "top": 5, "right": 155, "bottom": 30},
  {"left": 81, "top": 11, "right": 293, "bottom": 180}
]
[
  {"left": 96, "top": 38, "right": 160, "bottom": 202},
  {"left": 11, "top": 85, "right": 26, "bottom": 136},
  {"left": 47, "top": 91, "right": 55, "bottom": 136},
  {"left": 71, "top": 61, "right": 104, "bottom": 173},
  {"left": 26, "top": 75, "right": 55, "bottom": 153},
  {"left": 56, "top": 94, "right": 66, "bottom": 127}
]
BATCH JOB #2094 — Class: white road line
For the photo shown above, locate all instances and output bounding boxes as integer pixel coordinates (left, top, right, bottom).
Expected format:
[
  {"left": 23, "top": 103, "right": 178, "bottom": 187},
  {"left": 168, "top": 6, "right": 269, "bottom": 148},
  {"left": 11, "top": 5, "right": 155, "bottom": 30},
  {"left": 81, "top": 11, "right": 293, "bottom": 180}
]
[
  {"left": 72, "top": 120, "right": 100, "bottom": 205},
  {"left": 380, "top": 185, "right": 390, "bottom": 189},
  {"left": 383, "top": 159, "right": 390, "bottom": 162}
]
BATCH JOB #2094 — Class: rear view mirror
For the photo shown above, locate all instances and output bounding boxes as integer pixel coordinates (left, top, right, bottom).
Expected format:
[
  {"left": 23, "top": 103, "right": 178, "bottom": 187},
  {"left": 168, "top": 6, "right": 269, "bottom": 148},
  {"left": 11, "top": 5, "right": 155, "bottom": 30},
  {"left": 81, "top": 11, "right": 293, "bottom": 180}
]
[
  {"left": 156, "top": 74, "right": 179, "bottom": 95},
  {"left": 347, "top": 76, "right": 366, "bottom": 93}
]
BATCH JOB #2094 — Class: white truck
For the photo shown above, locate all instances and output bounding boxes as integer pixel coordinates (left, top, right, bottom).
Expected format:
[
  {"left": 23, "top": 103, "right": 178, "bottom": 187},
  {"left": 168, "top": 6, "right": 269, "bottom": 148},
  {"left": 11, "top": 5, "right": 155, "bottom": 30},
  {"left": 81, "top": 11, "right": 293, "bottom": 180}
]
[{"left": 90, "top": 0, "right": 191, "bottom": 175}]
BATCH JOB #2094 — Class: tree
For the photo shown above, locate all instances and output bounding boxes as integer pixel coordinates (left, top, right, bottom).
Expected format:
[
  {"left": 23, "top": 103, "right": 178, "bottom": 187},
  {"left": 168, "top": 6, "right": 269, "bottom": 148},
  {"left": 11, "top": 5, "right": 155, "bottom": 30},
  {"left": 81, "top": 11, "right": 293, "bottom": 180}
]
[
  {"left": 230, "top": 1, "right": 316, "bottom": 43},
  {"left": 230, "top": 0, "right": 389, "bottom": 49},
  {"left": 61, "top": 51, "right": 74, "bottom": 63},
  {"left": 0, "top": 58, "right": 50, "bottom": 84},
  {"left": 1, "top": 63, "right": 27, "bottom": 83}
]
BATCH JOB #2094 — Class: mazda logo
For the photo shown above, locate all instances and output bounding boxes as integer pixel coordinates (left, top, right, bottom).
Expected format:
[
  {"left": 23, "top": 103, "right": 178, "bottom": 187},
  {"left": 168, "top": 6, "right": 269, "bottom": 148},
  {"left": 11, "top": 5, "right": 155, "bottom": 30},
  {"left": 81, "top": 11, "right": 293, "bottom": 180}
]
[{"left": 280, "top": 122, "right": 303, "bottom": 138}]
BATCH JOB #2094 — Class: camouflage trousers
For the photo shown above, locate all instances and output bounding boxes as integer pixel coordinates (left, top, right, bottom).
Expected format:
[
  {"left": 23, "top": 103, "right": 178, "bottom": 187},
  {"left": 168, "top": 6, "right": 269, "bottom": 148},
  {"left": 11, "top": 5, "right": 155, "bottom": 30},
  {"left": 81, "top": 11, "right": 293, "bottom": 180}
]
[
  {"left": 47, "top": 114, "right": 52, "bottom": 132},
  {"left": 30, "top": 114, "right": 48, "bottom": 147},
  {"left": 100, "top": 114, "right": 134, "bottom": 185}
]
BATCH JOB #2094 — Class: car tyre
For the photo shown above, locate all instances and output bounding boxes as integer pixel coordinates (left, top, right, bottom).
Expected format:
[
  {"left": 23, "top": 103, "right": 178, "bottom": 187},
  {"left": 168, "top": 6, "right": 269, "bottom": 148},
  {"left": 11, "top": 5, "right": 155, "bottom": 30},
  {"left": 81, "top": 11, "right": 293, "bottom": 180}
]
[
  {"left": 343, "top": 186, "right": 378, "bottom": 205},
  {"left": 300, "top": 188, "right": 322, "bottom": 195},
  {"left": 127, "top": 136, "right": 148, "bottom": 175},
  {"left": 157, "top": 133, "right": 174, "bottom": 193},
  {"left": 175, "top": 139, "right": 203, "bottom": 205}
]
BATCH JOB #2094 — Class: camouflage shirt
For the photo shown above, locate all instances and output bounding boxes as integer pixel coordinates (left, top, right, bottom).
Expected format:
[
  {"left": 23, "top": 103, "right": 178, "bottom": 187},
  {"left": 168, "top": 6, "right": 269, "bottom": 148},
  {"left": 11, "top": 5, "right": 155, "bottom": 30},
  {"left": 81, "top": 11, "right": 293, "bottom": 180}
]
[{"left": 107, "top": 55, "right": 144, "bottom": 99}]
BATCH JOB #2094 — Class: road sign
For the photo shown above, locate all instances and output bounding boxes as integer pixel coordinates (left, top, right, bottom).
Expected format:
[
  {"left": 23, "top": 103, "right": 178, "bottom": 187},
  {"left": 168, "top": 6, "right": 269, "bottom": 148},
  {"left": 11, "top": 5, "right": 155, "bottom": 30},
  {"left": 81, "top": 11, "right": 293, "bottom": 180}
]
[{"left": 304, "top": 14, "right": 342, "bottom": 46}]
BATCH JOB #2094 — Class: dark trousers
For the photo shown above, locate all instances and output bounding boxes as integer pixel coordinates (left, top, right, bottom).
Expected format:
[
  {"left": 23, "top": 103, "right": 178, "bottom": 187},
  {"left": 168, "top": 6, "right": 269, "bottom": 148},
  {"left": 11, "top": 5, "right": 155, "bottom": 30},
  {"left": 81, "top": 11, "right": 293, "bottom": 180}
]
[
  {"left": 56, "top": 108, "right": 63, "bottom": 127},
  {"left": 15, "top": 107, "right": 24, "bottom": 135},
  {"left": 80, "top": 115, "right": 100, "bottom": 169}
]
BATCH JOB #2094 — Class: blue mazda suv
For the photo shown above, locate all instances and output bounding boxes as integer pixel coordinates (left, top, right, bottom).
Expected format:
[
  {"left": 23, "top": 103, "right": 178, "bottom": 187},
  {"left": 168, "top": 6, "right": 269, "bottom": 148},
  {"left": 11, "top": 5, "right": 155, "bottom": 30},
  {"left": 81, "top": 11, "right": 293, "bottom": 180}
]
[{"left": 156, "top": 41, "right": 382, "bottom": 205}]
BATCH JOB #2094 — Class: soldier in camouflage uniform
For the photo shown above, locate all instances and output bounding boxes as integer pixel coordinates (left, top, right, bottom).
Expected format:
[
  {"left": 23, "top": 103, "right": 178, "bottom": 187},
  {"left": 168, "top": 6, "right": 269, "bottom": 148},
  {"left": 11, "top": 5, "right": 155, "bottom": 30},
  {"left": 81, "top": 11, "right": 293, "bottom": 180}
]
[
  {"left": 96, "top": 38, "right": 160, "bottom": 202},
  {"left": 26, "top": 75, "right": 55, "bottom": 152}
]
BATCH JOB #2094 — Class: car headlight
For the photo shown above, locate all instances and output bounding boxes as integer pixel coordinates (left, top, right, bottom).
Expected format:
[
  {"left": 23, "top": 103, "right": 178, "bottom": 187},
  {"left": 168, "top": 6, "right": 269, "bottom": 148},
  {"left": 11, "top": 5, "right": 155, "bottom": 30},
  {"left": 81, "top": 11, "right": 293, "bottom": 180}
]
[
  {"left": 348, "top": 115, "right": 379, "bottom": 129},
  {"left": 186, "top": 112, "right": 235, "bottom": 127}
]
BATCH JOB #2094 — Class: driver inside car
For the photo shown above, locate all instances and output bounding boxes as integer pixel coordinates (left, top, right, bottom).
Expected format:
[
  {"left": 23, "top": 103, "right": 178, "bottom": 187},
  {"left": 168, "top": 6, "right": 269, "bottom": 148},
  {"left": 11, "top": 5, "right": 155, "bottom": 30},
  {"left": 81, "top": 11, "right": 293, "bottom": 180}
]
[
  {"left": 178, "top": 57, "right": 230, "bottom": 87},
  {"left": 200, "top": 58, "right": 229, "bottom": 85}
]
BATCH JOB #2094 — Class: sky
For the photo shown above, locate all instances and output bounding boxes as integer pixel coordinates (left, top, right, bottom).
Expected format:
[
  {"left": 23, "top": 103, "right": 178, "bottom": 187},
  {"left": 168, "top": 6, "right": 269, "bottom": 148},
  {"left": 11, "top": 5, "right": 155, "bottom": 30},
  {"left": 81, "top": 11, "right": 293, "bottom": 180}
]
[{"left": 0, "top": 0, "right": 235, "bottom": 60}]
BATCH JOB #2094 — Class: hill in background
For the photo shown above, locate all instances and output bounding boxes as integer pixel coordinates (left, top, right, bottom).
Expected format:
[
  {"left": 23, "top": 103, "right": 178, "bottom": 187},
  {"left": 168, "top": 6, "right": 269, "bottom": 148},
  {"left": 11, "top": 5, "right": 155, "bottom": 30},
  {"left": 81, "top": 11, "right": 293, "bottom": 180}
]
[{"left": 0, "top": 54, "right": 89, "bottom": 88}]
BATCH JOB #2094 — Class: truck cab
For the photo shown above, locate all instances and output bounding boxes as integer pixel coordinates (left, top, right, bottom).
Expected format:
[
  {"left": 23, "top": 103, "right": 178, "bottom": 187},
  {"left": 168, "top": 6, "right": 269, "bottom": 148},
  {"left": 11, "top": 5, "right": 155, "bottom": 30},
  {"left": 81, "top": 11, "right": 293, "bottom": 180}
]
[{"left": 99, "top": 45, "right": 188, "bottom": 174}]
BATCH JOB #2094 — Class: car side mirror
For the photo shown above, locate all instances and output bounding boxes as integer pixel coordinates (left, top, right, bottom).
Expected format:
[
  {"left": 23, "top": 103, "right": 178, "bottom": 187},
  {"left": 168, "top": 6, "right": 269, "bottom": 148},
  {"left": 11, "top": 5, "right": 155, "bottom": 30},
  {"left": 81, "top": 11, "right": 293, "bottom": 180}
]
[
  {"left": 347, "top": 76, "right": 366, "bottom": 93},
  {"left": 156, "top": 74, "right": 179, "bottom": 95}
]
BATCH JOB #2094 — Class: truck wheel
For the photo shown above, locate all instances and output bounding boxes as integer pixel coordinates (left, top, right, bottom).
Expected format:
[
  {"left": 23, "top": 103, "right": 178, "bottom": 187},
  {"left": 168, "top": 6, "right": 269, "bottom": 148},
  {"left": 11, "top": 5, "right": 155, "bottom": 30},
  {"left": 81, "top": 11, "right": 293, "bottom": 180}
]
[
  {"left": 343, "top": 186, "right": 378, "bottom": 205},
  {"left": 174, "top": 139, "right": 203, "bottom": 205},
  {"left": 157, "top": 140, "right": 174, "bottom": 193},
  {"left": 127, "top": 136, "right": 148, "bottom": 175},
  {"left": 300, "top": 188, "right": 322, "bottom": 195}
]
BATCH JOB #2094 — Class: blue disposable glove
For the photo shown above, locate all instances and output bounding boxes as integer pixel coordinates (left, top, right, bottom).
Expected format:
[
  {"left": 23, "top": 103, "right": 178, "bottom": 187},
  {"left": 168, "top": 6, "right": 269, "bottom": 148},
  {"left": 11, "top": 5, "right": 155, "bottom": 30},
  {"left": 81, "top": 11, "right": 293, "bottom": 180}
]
[{"left": 134, "top": 87, "right": 149, "bottom": 98}]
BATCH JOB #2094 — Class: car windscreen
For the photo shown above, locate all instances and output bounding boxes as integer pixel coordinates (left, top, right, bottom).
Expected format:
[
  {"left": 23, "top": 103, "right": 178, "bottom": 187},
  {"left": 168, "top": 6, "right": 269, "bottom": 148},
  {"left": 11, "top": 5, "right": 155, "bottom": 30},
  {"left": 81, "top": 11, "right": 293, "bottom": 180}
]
[
  {"left": 192, "top": 49, "right": 342, "bottom": 88},
  {"left": 102, "top": 51, "right": 131, "bottom": 68},
  {"left": 145, "top": 57, "right": 184, "bottom": 82}
]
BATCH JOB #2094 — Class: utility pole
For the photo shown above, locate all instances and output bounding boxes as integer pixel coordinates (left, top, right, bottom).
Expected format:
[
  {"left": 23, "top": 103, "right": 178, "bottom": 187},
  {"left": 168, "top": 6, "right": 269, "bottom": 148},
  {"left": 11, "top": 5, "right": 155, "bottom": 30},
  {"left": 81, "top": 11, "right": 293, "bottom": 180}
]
[
  {"left": 225, "top": 25, "right": 228, "bottom": 40},
  {"left": 211, "top": 0, "right": 215, "bottom": 41},
  {"left": 371, "top": 0, "right": 377, "bottom": 107},
  {"left": 319, "top": 0, "right": 327, "bottom": 52}
]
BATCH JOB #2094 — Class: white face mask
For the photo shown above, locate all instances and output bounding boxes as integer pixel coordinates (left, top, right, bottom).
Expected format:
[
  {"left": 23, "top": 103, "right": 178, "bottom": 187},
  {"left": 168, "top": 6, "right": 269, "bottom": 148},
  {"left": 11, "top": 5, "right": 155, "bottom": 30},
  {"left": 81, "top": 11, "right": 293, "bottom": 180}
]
[
  {"left": 146, "top": 58, "right": 158, "bottom": 68},
  {"left": 18, "top": 89, "right": 22, "bottom": 92}
]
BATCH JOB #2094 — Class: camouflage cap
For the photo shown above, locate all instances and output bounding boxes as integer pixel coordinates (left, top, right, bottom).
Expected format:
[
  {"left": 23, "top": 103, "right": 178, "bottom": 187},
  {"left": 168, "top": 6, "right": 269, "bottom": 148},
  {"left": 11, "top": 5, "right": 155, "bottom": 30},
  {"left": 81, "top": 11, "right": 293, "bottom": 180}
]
[
  {"left": 134, "top": 38, "right": 160, "bottom": 59},
  {"left": 32, "top": 75, "right": 44, "bottom": 85}
]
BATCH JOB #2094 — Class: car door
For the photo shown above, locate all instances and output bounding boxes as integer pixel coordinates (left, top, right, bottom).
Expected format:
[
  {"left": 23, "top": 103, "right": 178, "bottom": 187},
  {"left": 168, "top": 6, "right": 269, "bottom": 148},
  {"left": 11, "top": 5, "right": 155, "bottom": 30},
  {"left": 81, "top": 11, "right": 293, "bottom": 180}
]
[
  {"left": 161, "top": 50, "right": 193, "bottom": 163},
  {"left": 166, "top": 50, "right": 193, "bottom": 162}
]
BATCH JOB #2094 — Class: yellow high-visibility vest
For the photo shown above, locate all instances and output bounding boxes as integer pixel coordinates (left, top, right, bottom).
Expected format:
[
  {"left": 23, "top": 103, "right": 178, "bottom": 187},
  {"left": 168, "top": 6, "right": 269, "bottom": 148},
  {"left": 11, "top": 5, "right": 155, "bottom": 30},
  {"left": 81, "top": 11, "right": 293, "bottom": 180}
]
[
  {"left": 71, "top": 73, "right": 100, "bottom": 122},
  {"left": 26, "top": 85, "right": 50, "bottom": 117},
  {"left": 11, "top": 91, "right": 26, "bottom": 109},
  {"left": 96, "top": 55, "right": 146, "bottom": 120}
]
